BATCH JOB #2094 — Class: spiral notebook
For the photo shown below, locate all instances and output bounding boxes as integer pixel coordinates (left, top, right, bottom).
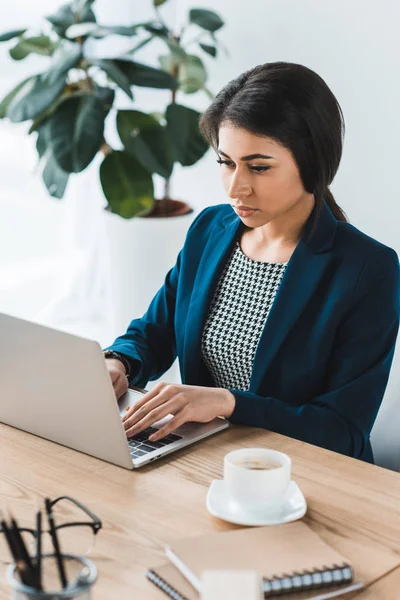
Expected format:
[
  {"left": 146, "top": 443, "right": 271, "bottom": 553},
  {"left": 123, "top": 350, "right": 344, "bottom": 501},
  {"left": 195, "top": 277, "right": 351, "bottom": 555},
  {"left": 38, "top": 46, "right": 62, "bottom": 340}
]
[
  {"left": 147, "top": 522, "right": 365, "bottom": 599},
  {"left": 147, "top": 563, "right": 361, "bottom": 600}
]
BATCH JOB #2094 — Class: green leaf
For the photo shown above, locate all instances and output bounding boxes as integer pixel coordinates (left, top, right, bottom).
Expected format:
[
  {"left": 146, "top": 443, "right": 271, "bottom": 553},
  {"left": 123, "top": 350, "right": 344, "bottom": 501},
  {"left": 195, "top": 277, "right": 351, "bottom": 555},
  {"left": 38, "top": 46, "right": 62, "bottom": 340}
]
[
  {"left": 100, "top": 151, "right": 154, "bottom": 219},
  {"left": 94, "top": 85, "right": 115, "bottom": 109},
  {"left": 72, "top": 0, "right": 96, "bottom": 23},
  {"left": 46, "top": 5, "right": 76, "bottom": 37},
  {"left": 92, "top": 59, "right": 133, "bottom": 99},
  {"left": 142, "top": 22, "right": 169, "bottom": 37},
  {"left": 0, "top": 29, "right": 27, "bottom": 42},
  {"left": 43, "top": 152, "right": 69, "bottom": 198},
  {"left": 36, "top": 121, "right": 69, "bottom": 198},
  {"left": 46, "top": 3, "right": 96, "bottom": 38},
  {"left": 101, "top": 26, "right": 138, "bottom": 36},
  {"left": 117, "top": 110, "right": 174, "bottom": 179},
  {"left": 66, "top": 23, "right": 138, "bottom": 39},
  {"left": 154, "top": 0, "right": 168, "bottom": 6},
  {"left": 189, "top": 9, "right": 224, "bottom": 32},
  {"left": 115, "top": 59, "right": 177, "bottom": 90},
  {"left": 48, "top": 93, "right": 108, "bottom": 173},
  {"left": 7, "top": 75, "right": 66, "bottom": 122},
  {"left": 199, "top": 43, "right": 217, "bottom": 57},
  {"left": 0, "top": 76, "right": 36, "bottom": 119},
  {"left": 65, "top": 22, "right": 99, "bottom": 38},
  {"left": 178, "top": 55, "right": 207, "bottom": 94},
  {"left": 45, "top": 42, "right": 82, "bottom": 85},
  {"left": 36, "top": 122, "right": 48, "bottom": 158},
  {"left": 166, "top": 103, "right": 208, "bottom": 166},
  {"left": 28, "top": 90, "right": 84, "bottom": 134},
  {"left": 9, "top": 36, "right": 56, "bottom": 61},
  {"left": 79, "top": 6, "right": 96, "bottom": 23},
  {"left": 72, "top": 0, "right": 95, "bottom": 13},
  {"left": 124, "top": 36, "right": 153, "bottom": 56}
]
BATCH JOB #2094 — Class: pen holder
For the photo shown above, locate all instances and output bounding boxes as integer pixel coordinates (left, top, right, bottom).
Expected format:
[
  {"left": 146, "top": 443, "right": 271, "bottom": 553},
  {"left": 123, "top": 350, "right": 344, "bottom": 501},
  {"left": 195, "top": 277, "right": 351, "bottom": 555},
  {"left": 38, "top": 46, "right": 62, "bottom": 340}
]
[{"left": 7, "top": 554, "right": 97, "bottom": 600}]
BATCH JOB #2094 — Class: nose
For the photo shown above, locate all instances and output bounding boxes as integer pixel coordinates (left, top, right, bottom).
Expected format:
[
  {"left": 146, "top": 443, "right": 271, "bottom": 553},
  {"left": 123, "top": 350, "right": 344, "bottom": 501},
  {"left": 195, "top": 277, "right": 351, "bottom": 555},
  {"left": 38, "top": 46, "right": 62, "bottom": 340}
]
[{"left": 226, "top": 168, "right": 252, "bottom": 200}]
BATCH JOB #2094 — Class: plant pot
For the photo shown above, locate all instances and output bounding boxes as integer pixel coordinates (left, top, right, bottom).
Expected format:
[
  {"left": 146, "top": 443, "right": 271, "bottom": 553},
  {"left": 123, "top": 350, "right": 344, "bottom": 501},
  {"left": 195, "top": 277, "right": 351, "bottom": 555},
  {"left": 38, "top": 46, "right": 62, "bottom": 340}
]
[
  {"left": 105, "top": 199, "right": 197, "bottom": 341},
  {"left": 143, "top": 198, "right": 194, "bottom": 218}
]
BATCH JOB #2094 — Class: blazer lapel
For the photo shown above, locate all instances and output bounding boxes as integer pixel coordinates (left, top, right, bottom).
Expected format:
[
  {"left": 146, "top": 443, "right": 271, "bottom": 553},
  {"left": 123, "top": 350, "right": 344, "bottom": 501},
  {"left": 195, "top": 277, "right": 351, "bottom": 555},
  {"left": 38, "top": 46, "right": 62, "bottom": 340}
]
[
  {"left": 248, "top": 244, "right": 330, "bottom": 391},
  {"left": 182, "top": 212, "right": 245, "bottom": 384},
  {"left": 249, "top": 202, "right": 338, "bottom": 391}
]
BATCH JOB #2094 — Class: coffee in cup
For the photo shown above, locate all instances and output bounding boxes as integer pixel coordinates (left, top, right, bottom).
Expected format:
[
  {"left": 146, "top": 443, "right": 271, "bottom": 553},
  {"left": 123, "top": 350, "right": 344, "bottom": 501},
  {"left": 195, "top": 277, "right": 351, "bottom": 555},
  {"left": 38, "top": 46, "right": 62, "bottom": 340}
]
[
  {"left": 224, "top": 448, "right": 291, "bottom": 513},
  {"left": 233, "top": 459, "right": 280, "bottom": 470}
]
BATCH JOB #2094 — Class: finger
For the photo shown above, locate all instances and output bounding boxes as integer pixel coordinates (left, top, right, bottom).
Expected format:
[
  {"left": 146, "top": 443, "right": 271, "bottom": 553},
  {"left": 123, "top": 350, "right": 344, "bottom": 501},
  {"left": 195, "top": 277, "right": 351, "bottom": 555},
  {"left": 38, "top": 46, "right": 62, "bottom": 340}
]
[
  {"left": 122, "top": 382, "right": 169, "bottom": 420},
  {"left": 123, "top": 388, "right": 179, "bottom": 429},
  {"left": 122, "top": 383, "right": 174, "bottom": 424},
  {"left": 124, "top": 399, "right": 179, "bottom": 438},
  {"left": 148, "top": 413, "right": 187, "bottom": 442}
]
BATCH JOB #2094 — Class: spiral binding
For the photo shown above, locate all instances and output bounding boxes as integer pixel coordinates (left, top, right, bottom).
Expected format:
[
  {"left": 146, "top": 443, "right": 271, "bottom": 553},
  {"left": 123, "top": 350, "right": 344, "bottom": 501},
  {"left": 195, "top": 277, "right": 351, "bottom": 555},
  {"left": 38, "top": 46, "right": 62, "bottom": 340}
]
[
  {"left": 146, "top": 569, "right": 190, "bottom": 600},
  {"left": 262, "top": 563, "right": 354, "bottom": 597},
  {"left": 147, "top": 563, "right": 353, "bottom": 599}
]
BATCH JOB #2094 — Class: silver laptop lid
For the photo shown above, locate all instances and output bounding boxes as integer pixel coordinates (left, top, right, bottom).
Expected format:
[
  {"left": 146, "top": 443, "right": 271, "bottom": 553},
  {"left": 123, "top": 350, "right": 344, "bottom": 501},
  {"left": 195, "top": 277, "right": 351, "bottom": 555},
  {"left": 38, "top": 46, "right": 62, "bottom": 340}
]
[{"left": 0, "top": 313, "right": 133, "bottom": 469}]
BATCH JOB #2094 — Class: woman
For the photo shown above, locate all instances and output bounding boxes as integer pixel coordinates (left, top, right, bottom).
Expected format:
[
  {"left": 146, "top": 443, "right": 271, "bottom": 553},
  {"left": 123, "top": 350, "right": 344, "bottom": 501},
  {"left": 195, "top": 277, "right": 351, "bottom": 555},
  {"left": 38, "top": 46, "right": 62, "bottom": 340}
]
[{"left": 104, "top": 62, "right": 400, "bottom": 462}]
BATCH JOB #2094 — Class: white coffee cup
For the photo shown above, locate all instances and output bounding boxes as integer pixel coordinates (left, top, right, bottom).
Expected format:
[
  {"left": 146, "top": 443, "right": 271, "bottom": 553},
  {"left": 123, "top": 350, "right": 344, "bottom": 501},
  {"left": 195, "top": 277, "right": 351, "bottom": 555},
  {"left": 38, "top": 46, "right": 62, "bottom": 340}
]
[{"left": 224, "top": 448, "right": 291, "bottom": 513}]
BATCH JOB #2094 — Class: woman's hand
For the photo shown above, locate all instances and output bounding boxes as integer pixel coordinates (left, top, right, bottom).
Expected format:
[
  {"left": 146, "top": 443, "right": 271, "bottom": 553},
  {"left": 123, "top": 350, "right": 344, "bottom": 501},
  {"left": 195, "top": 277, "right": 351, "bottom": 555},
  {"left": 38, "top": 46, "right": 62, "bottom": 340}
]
[
  {"left": 122, "top": 382, "right": 236, "bottom": 442},
  {"left": 105, "top": 358, "right": 129, "bottom": 399}
]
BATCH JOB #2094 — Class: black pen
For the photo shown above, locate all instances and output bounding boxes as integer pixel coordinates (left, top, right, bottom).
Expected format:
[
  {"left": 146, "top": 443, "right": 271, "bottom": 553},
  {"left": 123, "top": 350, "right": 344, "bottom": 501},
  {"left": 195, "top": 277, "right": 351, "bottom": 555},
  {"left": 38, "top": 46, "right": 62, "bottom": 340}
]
[
  {"left": 8, "top": 511, "right": 36, "bottom": 574},
  {"left": 1, "top": 514, "right": 34, "bottom": 587},
  {"left": 36, "top": 509, "right": 42, "bottom": 591},
  {"left": 0, "top": 515, "right": 19, "bottom": 564},
  {"left": 45, "top": 498, "right": 68, "bottom": 589}
]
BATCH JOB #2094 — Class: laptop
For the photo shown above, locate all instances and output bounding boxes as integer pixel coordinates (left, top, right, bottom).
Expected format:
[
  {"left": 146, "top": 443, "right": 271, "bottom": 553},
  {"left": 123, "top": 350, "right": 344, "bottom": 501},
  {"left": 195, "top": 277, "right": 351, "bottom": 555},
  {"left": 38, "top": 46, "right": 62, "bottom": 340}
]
[{"left": 0, "top": 313, "right": 229, "bottom": 469}]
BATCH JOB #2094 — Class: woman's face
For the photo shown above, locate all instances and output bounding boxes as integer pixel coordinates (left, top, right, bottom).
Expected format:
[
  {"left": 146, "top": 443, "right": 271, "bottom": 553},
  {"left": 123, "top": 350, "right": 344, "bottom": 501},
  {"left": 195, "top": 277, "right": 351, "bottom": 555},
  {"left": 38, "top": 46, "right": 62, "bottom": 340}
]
[{"left": 217, "top": 123, "right": 313, "bottom": 225}]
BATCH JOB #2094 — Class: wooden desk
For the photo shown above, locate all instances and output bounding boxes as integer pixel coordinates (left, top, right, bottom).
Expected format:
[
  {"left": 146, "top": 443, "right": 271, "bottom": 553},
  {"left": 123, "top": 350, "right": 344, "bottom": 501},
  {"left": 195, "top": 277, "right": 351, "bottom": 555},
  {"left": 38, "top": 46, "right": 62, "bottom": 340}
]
[{"left": 1, "top": 422, "right": 400, "bottom": 599}]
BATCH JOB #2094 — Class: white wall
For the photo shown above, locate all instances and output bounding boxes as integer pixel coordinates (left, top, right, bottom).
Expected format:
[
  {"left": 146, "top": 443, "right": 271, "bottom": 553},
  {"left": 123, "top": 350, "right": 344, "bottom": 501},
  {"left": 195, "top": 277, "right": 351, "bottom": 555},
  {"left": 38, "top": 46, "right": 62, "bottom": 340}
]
[
  {"left": 1, "top": 0, "right": 400, "bottom": 467},
  {"left": 0, "top": 0, "right": 69, "bottom": 325}
]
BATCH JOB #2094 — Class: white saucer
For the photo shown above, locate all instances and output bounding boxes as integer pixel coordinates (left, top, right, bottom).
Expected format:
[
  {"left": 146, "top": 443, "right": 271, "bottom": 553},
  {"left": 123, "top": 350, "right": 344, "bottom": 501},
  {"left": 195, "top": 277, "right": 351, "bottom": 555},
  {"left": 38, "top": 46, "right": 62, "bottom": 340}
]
[{"left": 206, "top": 479, "right": 307, "bottom": 526}]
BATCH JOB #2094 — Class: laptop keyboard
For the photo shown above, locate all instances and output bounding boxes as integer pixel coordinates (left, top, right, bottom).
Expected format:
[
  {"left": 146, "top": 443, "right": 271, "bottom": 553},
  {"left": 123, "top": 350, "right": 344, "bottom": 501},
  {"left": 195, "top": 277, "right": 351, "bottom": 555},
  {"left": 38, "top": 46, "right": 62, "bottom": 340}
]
[{"left": 128, "top": 426, "right": 183, "bottom": 459}]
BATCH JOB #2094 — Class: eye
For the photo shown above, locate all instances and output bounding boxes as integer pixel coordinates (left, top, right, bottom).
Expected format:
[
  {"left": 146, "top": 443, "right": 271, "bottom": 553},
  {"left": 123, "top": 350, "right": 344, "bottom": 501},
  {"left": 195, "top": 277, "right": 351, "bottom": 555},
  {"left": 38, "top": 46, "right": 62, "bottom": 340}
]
[
  {"left": 250, "top": 165, "right": 271, "bottom": 173},
  {"left": 216, "top": 159, "right": 235, "bottom": 168}
]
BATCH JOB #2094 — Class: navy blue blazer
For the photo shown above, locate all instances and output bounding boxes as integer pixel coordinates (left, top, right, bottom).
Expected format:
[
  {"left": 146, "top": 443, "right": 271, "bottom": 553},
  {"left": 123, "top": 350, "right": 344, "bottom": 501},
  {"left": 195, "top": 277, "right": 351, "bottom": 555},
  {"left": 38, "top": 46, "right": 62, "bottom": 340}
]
[{"left": 108, "top": 201, "right": 400, "bottom": 462}]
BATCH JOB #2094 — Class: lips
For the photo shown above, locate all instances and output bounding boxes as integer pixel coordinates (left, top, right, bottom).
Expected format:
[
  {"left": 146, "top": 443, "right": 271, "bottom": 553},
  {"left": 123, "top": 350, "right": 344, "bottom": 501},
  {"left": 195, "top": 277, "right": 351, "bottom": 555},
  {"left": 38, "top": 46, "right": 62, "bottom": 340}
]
[{"left": 234, "top": 206, "right": 259, "bottom": 218}]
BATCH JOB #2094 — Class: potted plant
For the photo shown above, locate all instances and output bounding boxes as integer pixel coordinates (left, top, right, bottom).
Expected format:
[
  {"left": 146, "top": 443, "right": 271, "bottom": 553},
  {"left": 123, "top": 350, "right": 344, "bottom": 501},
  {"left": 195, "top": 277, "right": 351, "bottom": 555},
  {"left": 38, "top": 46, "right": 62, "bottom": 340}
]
[{"left": 0, "top": 0, "right": 226, "bottom": 336}]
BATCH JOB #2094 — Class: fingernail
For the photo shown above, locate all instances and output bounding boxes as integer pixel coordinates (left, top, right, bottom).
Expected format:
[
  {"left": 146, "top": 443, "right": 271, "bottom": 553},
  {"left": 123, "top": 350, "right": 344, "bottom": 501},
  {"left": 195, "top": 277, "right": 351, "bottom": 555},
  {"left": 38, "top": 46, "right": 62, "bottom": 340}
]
[{"left": 125, "top": 406, "right": 130, "bottom": 411}]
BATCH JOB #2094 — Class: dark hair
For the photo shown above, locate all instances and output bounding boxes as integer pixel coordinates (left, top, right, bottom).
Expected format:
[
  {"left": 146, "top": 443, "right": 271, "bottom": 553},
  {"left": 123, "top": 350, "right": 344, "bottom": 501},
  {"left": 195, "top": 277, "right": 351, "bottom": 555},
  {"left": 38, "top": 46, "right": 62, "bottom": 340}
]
[{"left": 199, "top": 62, "right": 347, "bottom": 222}]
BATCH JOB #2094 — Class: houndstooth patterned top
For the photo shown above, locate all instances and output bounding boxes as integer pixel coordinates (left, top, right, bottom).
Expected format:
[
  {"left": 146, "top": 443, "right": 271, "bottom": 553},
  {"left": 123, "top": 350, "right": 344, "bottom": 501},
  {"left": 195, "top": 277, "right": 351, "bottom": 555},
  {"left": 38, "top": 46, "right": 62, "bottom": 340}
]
[{"left": 201, "top": 239, "right": 288, "bottom": 392}]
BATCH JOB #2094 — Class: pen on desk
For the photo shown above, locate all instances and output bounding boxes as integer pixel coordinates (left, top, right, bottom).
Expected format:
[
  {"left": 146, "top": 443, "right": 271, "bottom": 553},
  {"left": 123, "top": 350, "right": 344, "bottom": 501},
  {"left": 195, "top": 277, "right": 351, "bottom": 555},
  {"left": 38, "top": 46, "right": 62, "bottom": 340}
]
[{"left": 45, "top": 498, "right": 68, "bottom": 589}]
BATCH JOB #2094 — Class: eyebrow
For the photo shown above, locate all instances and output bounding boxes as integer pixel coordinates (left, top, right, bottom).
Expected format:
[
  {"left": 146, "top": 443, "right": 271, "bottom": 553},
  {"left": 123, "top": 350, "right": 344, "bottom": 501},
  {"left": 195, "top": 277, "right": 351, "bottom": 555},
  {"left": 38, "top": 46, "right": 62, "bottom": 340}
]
[{"left": 218, "top": 150, "right": 274, "bottom": 161}]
